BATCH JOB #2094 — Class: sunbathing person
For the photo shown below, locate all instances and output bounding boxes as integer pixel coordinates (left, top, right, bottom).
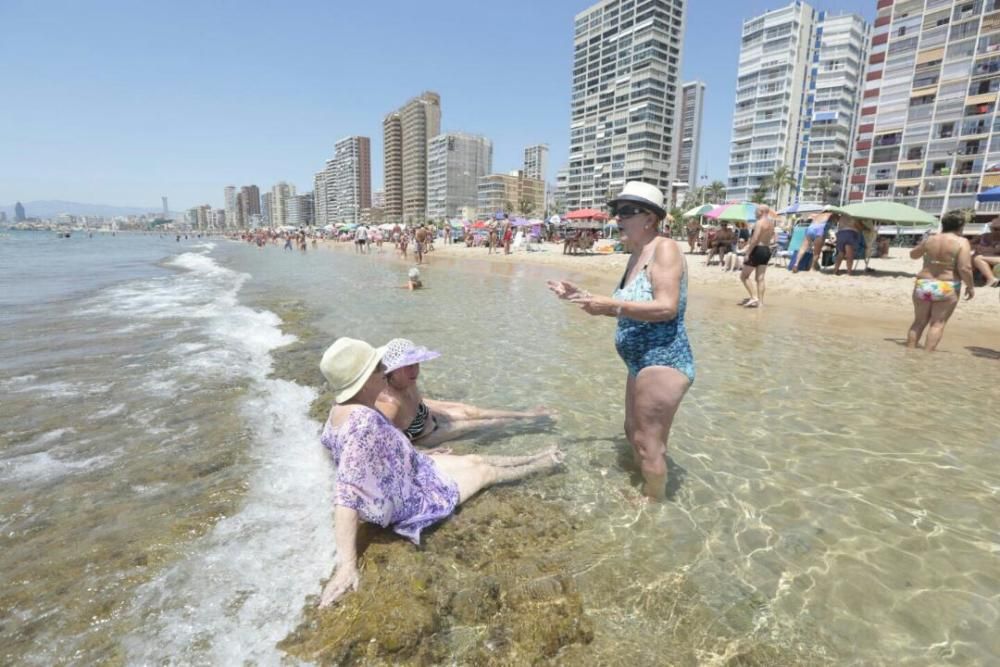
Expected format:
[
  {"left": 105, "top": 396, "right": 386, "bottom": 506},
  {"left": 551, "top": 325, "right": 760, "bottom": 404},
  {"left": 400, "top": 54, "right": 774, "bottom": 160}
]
[
  {"left": 375, "top": 338, "right": 553, "bottom": 448},
  {"left": 317, "top": 337, "right": 563, "bottom": 606},
  {"left": 972, "top": 217, "right": 1000, "bottom": 286}
]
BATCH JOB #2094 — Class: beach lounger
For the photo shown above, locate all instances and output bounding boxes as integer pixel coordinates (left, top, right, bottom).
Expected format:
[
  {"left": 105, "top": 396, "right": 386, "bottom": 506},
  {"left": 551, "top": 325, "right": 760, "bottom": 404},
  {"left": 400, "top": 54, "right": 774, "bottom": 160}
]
[{"left": 783, "top": 225, "right": 811, "bottom": 271}]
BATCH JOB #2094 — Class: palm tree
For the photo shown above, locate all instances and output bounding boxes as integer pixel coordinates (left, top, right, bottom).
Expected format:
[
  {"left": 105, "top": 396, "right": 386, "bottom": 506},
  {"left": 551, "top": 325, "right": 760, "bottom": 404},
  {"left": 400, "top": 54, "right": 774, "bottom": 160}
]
[
  {"left": 766, "top": 166, "right": 797, "bottom": 207},
  {"left": 750, "top": 183, "right": 771, "bottom": 205},
  {"left": 517, "top": 197, "right": 535, "bottom": 216},
  {"left": 809, "top": 175, "right": 834, "bottom": 204},
  {"left": 707, "top": 180, "right": 727, "bottom": 203}
]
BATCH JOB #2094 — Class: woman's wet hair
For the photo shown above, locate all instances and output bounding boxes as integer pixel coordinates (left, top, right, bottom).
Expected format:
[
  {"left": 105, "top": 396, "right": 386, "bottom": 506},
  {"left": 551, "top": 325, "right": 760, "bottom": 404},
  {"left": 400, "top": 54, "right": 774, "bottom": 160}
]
[{"left": 940, "top": 210, "right": 967, "bottom": 233}]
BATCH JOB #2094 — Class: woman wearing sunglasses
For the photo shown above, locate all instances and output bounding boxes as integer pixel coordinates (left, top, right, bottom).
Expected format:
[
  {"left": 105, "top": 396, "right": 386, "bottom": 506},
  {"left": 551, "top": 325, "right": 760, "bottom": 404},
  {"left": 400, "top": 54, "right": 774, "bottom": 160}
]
[{"left": 548, "top": 181, "right": 693, "bottom": 501}]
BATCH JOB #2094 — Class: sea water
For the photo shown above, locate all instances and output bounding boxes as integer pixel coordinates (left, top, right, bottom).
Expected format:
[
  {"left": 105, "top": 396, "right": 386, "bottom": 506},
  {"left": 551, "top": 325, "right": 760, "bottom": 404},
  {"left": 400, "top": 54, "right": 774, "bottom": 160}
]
[{"left": 1, "top": 232, "right": 997, "bottom": 665}]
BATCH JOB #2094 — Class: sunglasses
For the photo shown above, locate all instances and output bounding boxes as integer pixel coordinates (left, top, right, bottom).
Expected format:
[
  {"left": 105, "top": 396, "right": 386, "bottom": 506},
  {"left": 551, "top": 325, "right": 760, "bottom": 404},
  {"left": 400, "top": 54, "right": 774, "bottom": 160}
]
[{"left": 610, "top": 205, "right": 649, "bottom": 219}]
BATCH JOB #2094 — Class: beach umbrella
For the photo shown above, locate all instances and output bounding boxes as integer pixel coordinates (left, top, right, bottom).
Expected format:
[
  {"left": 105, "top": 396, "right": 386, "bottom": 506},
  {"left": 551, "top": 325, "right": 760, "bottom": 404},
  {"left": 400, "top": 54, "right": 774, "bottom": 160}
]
[
  {"left": 780, "top": 202, "right": 825, "bottom": 214},
  {"left": 712, "top": 203, "right": 758, "bottom": 222},
  {"left": 702, "top": 204, "right": 729, "bottom": 219},
  {"left": 976, "top": 186, "right": 1000, "bottom": 202},
  {"left": 682, "top": 203, "right": 715, "bottom": 217},
  {"left": 830, "top": 201, "right": 937, "bottom": 226},
  {"left": 564, "top": 208, "right": 609, "bottom": 221},
  {"left": 548, "top": 215, "right": 561, "bottom": 225}
]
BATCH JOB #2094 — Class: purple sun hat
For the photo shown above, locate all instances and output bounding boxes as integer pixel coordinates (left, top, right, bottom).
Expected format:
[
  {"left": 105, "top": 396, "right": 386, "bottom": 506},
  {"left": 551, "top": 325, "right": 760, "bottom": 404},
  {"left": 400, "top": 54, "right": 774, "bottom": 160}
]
[{"left": 382, "top": 338, "right": 441, "bottom": 374}]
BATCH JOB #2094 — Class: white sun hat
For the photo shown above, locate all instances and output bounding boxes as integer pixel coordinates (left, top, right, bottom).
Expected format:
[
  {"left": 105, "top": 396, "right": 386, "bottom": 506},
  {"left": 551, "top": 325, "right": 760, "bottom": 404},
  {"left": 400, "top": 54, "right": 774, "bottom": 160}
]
[{"left": 608, "top": 181, "right": 667, "bottom": 220}]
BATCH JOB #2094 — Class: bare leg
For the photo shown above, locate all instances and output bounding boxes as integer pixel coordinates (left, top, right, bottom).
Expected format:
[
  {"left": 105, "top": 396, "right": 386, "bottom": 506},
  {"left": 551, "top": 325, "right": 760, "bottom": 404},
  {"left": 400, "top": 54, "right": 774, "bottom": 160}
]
[
  {"left": 414, "top": 415, "right": 548, "bottom": 448},
  {"left": 907, "top": 293, "right": 932, "bottom": 348},
  {"left": 973, "top": 255, "right": 1000, "bottom": 285},
  {"left": 424, "top": 398, "right": 552, "bottom": 421},
  {"left": 623, "top": 373, "right": 638, "bottom": 467},
  {"left": 924, "top": 297, "right": 959, "bottom": 352},
  {"left": 436, "top": 447, "right": 560, "bottom": 467},
  {"left": 739, "top": 264, "right": 756, "bottom": 303},
  {"left": 755, "top": 265, "right": 767, "bottom": 306},
  {"left": 429, "top": 450, "right": 563, "bottom": 504},
  {"left": 844, "top": 245, "right": 856, "bottom": 275},
  {"left": 631, "top": 367, "right": 688, "bottom": 500}
]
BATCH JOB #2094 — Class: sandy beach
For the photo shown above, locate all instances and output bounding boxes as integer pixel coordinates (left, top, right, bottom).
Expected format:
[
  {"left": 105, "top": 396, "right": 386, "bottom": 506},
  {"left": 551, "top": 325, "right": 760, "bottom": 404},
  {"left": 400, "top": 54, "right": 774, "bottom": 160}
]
[{"left": 319, "top": 238, "right": 1000, "bottom": 352}]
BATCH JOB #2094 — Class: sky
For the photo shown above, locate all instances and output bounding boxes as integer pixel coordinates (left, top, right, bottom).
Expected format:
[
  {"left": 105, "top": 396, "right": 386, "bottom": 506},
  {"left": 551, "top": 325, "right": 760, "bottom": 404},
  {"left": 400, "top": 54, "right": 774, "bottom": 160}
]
[{"left": 0, "top": 0, "right": 877, "bottom": 210}]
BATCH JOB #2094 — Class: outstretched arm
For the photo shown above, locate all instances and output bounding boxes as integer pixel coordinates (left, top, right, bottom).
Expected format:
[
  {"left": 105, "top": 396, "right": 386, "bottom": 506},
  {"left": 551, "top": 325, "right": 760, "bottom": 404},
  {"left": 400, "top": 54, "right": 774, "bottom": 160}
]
[
  {"left": 909, "top": 240, "right": 926, "bottom": 261},
  {"left": 319, "top": 506, "right": 360, "bottom": 607}
]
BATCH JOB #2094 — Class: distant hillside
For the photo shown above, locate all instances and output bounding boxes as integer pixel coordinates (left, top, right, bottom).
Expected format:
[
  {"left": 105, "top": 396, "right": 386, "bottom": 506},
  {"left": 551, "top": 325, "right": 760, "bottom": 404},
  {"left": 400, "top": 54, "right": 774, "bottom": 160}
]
[{"left": 0, "top": 200, "right": 169, "bottom": 218}]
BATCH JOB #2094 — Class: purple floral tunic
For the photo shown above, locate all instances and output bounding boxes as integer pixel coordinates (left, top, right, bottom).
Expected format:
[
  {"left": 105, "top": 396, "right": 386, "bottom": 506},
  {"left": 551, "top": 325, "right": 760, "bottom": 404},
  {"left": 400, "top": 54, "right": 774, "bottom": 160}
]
[{"left": 321, "top": 406, "right": 459, "bottom": 544}]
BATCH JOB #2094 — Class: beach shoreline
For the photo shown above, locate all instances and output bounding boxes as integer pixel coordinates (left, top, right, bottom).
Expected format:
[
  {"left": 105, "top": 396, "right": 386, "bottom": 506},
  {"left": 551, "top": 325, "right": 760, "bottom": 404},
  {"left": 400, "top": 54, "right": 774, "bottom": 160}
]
[{"left": 316, "top": 237, "right": 1000, "bottom": 353}]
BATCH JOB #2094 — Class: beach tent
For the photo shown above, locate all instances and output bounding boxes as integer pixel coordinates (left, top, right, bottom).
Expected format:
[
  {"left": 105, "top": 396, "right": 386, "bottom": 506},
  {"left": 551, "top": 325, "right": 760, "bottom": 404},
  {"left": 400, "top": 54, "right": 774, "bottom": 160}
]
[{"left": 830, "top": 201, "right": 937, "bottom": 225}]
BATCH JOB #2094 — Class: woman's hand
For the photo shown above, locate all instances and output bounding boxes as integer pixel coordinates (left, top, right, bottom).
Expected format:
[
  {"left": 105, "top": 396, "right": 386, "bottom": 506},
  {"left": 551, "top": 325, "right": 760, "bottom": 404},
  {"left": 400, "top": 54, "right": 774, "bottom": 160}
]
[
  {"left": 319, "top": 562, "right": 360, "bottom": 607},
  {"left": 546, "top": 280, "right": 588, "bottom": 300},
  {"left": 569, "top": 293, "right": 617, "bottom": 317}
]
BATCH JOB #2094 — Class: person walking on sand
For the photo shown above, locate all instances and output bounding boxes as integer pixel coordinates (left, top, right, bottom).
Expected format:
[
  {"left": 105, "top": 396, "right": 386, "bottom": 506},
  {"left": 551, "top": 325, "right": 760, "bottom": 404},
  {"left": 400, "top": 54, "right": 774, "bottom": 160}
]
[
  {"left": 907, "top": 210, "right": 975, "bottom": 352},
  {"left": 503, "top": 220, "right": 514, "bottom": 255},
  {"left": 738, "top": 206, "right": 775, "bottom": 308},
  {"left": 832, "top": 215, "right": 863, "bottom": 275},
  {"left": 548, "top": 181, "right": 693, "bottom": 501}
]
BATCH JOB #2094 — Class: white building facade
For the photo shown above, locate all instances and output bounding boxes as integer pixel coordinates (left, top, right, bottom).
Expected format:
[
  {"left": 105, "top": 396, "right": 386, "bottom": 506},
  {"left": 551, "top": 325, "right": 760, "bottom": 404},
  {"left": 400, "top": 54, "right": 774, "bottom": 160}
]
[
  {"left": 427, "top": 133, "right": 493, "bottom": 219},
  {"left": 727, "top": 2, "right": 868, "bottom": 207},
  {"left": 566, "top": 0, "right": 687, "bottom": 210},
  {"left": 674, "top": 80, "right": 705, "bottom": 190}
]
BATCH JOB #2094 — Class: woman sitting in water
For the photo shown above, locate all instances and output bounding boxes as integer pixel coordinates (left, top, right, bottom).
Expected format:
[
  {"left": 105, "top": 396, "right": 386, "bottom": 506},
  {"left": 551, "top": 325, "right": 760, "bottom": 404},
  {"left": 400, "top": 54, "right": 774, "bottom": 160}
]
[
  {"left": 375, "top": 338, "right": 553, "bottom": 448},
  {"left": 548, "top": 181, "right": 693, "bottom": 500},
  {"left": 317, "top": 337, "right": 563, "bottom": 606},
  {"left": 906, "top": 209, "right": 975, "bottom": 352}
]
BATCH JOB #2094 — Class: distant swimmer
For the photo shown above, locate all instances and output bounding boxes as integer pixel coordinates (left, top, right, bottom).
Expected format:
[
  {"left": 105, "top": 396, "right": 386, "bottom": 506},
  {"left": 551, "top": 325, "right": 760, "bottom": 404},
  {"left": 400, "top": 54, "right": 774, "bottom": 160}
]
[
  {"left": 738, "top": 205, "right": 775, "bottom": 308},
  {"left": 404, "top": 267, "right": 423, "bottom": 290},
  {"left": 375, "top": 338, "right": 554, "bottom": 449}
]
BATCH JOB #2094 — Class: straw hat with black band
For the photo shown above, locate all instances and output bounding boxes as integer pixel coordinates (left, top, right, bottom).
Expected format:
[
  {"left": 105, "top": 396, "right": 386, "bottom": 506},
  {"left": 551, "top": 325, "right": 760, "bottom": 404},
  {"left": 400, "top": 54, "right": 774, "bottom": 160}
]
[{"left": 607, "top": 181, "right": 668, "bottom": 221}]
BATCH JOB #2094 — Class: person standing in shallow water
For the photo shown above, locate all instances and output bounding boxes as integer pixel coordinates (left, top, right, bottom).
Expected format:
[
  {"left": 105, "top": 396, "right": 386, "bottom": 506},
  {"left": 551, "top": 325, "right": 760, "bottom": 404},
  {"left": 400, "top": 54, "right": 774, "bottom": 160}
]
[{"left": 548, "top": 181, "right": 693, "bottom": 501}]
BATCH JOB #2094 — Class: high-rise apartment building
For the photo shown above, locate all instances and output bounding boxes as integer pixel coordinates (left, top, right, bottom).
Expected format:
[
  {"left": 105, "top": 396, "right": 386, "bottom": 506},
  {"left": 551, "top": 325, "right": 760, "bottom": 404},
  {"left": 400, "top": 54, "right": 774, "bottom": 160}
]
[
  {"left": 269, "top": 182, "right": 296, "bottom": 227},
  {"left": 161, "top": 197, "right": 169, "bottom": 216},
  {"left": 224, "top": 186, "right": 237, "bottom": 229},
  {"left": 674, "top": 81, "right": 706, "bottom": 189},
  {"left": 523, "top": 144, "right": 549, "bottom": 181},
  {"left": 14, "top": 201, "right": 25, "bottom": 221},
  {"left": 313, "top": 171, "right": 328, "bottom": 227},
  {"left": 372, "top": 190, "right": 385, "bottom": 209},
  {"left": 238, "top": 185, "right": 260, "bottom": 227},
  {"left": 727, "top": 3, "right": 868, "bottom": 207},
  {"left": 326, "top": 136, "right": 372, "bottom": 225},
  {"left": 286, "top": 194, "right": 314, "bottom": 227},
  {"left": 383, "top": 92, "right": 441, "bottom": 224},
  {"left": 477, "top": 171, "right": 546, "bottom": 218},
  {"left": 383, "top": 114, "right": 403, "bottom": 220},
  {"left": 567, "top": 0, "right": 686, "bottom": 210},
  {"left": 427, "top": 133, "right": 493, "bottom": 219},
  {"left": 851, "top": 0, "right": 1000, "bottom": 217},
  {"left": 261, "top": 192, "right": 274, "bottom": 226}
]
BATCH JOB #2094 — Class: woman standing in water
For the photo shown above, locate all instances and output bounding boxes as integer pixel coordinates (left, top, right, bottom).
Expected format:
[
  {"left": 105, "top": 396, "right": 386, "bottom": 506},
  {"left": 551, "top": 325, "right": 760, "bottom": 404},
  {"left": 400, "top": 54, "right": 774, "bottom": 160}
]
[
  {"left": 548, "top": 181, "right": 693, "bottom": 500},
  {"left": 907, "top": 210, "right": 975, "bottom": 351}
]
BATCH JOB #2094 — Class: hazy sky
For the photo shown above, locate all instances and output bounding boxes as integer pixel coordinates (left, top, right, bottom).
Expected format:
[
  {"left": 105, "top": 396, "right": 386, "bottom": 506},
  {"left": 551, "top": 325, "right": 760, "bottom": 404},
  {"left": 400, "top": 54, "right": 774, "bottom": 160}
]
[{"left": 0, "top": 0, "right": 876, "bottom": 210}]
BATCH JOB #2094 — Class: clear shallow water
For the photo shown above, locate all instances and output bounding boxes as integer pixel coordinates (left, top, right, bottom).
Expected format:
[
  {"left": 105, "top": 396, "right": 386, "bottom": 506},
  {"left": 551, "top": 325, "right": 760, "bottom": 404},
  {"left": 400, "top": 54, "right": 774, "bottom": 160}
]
[{"left": 1, "top": 235, "right": 998, "bottom": 664}]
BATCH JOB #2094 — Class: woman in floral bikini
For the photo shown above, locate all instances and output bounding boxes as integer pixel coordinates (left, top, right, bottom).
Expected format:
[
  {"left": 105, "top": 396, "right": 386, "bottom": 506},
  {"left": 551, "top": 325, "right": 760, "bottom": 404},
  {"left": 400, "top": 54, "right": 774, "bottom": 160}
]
[{"left": 316, "top": 337, "right": 564, "bottom": 607}]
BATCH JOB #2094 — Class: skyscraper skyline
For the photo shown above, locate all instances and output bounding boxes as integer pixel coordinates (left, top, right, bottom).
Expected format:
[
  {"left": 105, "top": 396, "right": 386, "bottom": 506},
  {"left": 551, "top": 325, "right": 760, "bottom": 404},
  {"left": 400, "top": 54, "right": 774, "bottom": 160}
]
[
  {"left": 326, "top": 136, "right": 372, "bottom": 225},
  {"left": 382, "top": 92, "right": 441, "bottom": 225}
]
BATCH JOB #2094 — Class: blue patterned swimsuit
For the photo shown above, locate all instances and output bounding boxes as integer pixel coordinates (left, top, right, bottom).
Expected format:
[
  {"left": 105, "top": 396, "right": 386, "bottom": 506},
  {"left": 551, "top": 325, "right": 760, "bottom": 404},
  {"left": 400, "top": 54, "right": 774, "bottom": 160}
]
[{"left": 612, "top": 261, "right": 695, "bottom": 383}]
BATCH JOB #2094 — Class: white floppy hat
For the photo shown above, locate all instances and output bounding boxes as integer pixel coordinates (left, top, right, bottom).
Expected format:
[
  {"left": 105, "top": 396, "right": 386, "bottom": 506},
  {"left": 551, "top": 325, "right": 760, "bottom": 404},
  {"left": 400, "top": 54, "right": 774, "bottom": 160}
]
[
  {"left": 608, "top": 181, "right": 667, "bottom": 220},
  {"left": 319, "top": 338, "right": 387, "bottom": 403}
]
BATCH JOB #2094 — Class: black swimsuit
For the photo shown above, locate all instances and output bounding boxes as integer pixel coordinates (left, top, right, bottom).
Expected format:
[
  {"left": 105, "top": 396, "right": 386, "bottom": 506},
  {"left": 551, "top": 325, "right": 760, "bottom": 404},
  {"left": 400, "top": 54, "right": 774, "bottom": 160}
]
[{"left": 404, "top": 401, "right": 438, "bottom": 440}]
